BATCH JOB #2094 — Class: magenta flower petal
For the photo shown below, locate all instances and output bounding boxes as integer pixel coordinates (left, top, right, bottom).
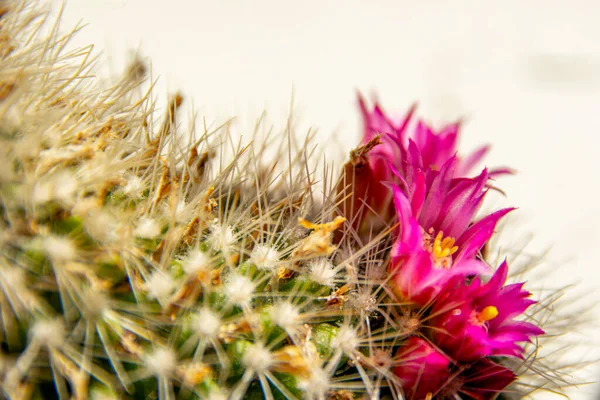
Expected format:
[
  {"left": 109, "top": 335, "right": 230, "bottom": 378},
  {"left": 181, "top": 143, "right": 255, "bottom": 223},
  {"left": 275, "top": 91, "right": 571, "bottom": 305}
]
[
  {"left": 417, "top": 156, "right": 456, "bottom": 229},
  {"left": 454, "top": 144, "right": 490, "bottom": 177},
  {"left": 393, "top": 337, "right": 451, "bottom": 400},
  {"left": 394, "top": 102, "right": 418, "bottom": 145},
  {"left": 454, "top": 207, "right": 515, "bottom": 264},
  {"left": 434, "top": 168, "right": 488, "bottom": 239},
  {"left": 410, "top": 170, "right": 427, "bottom": 217},
  {"left": 415, "top": 121, "right": 460, "bottom": 171},
  {"left": 358, "top": 95, "right": 394, "bottom": 142},
  {"left": 391, "top": 250, "right": 441, "bottom": 304},
  {"left": 358, "top": 92, "right": 414, "bottom": 145},
  {"left": 390, "top": 184, "right": 423, "bottom": 253},
  {"left": 488, "top": 166, "right": 515, "bottom": 178},
  {"left": 394, "top": 339, "right": 517, "bottom": 400},
  {"left": 456, "top": 359, "right": 517, "bottom": 400},
  {"left": 444, "top": 258, "right": 491, "bottom": 278}
]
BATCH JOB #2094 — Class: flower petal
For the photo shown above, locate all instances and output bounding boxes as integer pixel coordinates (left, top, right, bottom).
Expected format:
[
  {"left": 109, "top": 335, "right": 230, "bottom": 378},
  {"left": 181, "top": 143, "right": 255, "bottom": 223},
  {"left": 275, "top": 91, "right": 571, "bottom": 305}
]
[{"left": 454, "top": 208, "right": 515, "bottom": 263}]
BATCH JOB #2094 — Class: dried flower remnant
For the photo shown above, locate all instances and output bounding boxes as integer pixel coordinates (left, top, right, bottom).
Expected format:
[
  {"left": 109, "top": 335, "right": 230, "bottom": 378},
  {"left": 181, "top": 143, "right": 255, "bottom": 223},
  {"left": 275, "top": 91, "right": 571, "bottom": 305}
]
[{"left": 293, "top": 216, "right": 345, "bottom": 259}]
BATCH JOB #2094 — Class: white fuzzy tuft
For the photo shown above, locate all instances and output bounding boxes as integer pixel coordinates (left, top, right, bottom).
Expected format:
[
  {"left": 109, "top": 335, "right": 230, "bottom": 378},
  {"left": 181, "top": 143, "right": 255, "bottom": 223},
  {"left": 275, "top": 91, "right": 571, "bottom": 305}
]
[
  {"left": 208, "top": 221, "right": 236, "bottom": 253},
  {"left": 123, "top": 176, "right": 145, "bottom": 198},
  {"left": 249, "top": 244, "right": 279, "bottom": 271},
  {"left": 298, "top": 366, "right": 330, "bottom": 399},
  {"left": 270, "top": 302, "right": 300, "bottom": 331},
  {"left": 173, "top": 200, "right": 190, "bottom": 223},
  {"left": 83, "top": 210, "right": 119, "bottom": 242},
  {"left": 243, "top": 343, "right": 273, "bottom": 372},
  {"left": 54, "top": 172, "right": 78, "bottom": 202},
  {"left": 43, "top": 236, "right": 77, "bottom": 263},
  {"left": 332, "top": 325, "right": 359, "bottom": 355},
  {"left": 32, "top": 181, "right": 53, "bottom": 204},
  {"left": 32, "top": 172, "right": 77, "bottom": 204},
  {"left": 223, "top": 273, "right": 255, "bottom": 306},
  {"left": 348, "top": 290, "right": 377, "bottom": 313},
  {"left": 31, "top": 320, "right": 65, "bottom": 348},
  {"left": 145, "top": 347, "right": 177, "bottom": 377},
  {"left": 308, "top": 259, "right": 337, "bottom": 287},
  {"left": 135, "top": 217, "right": 161, "bottom": 239},
  {"left": 194, "top": 308, "right": 222, "bottom": 338},
  {"left": 145, "top": 272, "right": 176, "bottom": 304},
  {"left": 183, "top": 249, "right": 212, "bottom": 276}
]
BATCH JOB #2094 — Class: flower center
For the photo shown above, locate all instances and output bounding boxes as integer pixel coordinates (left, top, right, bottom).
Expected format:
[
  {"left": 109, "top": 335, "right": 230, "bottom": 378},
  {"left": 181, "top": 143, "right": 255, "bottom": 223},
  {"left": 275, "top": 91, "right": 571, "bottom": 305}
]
[
  {"left": 477, "top": 306, "right": 499, "bottom": 323},
  {"left": 469, "top": 306, "right": 498, "bottom": 327},
  {"left": 423, "top": 228, "right": 458, "bottom": 269}
]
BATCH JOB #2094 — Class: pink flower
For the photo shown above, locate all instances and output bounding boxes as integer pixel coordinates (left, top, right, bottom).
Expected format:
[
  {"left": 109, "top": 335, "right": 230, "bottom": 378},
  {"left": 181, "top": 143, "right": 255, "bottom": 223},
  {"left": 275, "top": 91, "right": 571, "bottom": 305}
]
[
  {"left": 429, "top": 260, "right": 544, "bottom": 362},
  {"left": 388, "top": 171, "right": 513, "bottom": 306},
  {"left": 393, "top": 338, "right": 516, "bottom": 400},
  {"left": 358, "top": 93, "right": 415, "bottom": 149},
  {"left": 437, "top": 359, "right": 517, "bottom": 400},
  {"left": 451, "top": 359, "right": 517, "bottom": 400},
  {"left": 352, "top": 94, "right": 510, "bottom": 236},
  {"left": 394, "top": 157, "right": 510, "bottom": 243},
  {"left": 358, "top": 93, "right": 504, "bottom": 182},
  {"left": 393, "top": 337, "right": 451, "bottom": 400}
]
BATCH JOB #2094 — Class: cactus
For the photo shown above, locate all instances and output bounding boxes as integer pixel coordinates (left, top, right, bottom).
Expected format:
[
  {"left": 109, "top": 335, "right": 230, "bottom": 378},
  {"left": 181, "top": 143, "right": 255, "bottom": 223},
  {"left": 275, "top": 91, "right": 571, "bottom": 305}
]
[{"left": 0, "top": 1, "right": 590, "bottom": 399}]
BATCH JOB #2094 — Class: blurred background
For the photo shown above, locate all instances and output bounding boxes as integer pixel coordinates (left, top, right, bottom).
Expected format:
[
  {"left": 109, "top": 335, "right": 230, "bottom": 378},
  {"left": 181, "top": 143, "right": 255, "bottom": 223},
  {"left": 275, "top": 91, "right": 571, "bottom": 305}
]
[{"left": 51, "top": 0, "right": 600, "bottom": 397}]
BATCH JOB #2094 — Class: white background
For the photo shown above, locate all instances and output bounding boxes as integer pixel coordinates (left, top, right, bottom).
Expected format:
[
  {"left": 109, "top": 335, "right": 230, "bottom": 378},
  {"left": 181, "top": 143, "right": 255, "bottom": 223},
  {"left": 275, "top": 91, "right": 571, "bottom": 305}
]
[{"left": 50, "top": 0, "right": 600, "bottom": 397}]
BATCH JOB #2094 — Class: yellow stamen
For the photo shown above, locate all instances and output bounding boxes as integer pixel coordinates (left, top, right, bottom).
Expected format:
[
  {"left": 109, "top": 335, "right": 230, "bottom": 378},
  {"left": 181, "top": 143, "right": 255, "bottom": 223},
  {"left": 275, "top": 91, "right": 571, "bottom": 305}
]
[
  {"left": 477, "top": 306, "right": 499, "bottom": 323},
  {"left": 432, "top": 231, "right": 458, "bottom": 260}
]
